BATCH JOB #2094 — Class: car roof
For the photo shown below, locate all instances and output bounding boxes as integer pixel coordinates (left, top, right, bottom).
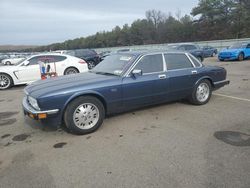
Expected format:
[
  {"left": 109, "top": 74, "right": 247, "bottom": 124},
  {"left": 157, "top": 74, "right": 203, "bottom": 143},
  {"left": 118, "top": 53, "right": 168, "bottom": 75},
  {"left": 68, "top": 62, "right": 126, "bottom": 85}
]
[
  {"left": 115, "top": 50, "right": 188, "bottom": 56},
  {"left": 30, "top": 53, "right": 73, "bottom": 57}
]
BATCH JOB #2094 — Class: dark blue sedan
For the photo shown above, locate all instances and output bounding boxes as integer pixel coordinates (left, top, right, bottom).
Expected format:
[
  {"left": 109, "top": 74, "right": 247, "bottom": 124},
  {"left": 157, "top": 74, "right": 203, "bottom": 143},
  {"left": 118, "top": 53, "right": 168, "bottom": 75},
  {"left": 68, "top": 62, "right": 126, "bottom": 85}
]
[{"left": 23, "top": 51, "right": 229, "bottom": 134}]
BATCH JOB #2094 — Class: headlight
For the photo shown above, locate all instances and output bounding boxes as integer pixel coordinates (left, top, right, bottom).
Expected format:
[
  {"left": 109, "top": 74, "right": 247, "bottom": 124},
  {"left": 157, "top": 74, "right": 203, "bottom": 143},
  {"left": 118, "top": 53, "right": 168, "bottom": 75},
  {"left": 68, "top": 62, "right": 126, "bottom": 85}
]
[{"left": 28, "top": 96, "right": 40, "bottom": 110}]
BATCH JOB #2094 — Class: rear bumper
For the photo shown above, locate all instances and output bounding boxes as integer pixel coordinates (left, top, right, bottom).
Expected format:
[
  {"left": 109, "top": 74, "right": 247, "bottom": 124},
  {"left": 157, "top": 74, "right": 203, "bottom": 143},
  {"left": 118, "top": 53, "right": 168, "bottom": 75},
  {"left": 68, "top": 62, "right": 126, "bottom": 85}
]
[
  {"left": 213, "top": 80, "right": 230, "bottom": 90},
  {"left": 22, "top": 97, "right": 59, "bottom": 120}
]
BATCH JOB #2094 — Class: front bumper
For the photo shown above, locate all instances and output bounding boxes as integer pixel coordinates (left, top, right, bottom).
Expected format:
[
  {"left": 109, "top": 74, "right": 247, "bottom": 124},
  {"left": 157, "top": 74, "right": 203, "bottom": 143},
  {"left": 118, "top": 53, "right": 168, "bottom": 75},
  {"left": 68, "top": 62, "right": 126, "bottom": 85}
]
[
  {"left": 218, "top": 55, "right": 237, "bottom": 61},
  {"left": 213, "top": 80, "right": 230, "bottom": 90},
  {"left": 22, "top": 97, "right": 59, "bottom": 120}
]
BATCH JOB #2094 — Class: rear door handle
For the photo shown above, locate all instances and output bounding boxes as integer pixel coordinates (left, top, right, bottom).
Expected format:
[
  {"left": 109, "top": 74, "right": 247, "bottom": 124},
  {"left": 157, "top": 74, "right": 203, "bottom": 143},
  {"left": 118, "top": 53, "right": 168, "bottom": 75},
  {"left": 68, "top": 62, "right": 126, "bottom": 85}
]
[
  {"left": 158, "top": 74, "right": 166, "bottom": 79},
  {"left": 191, "top": 70, "right": 198, "bottom": 74}
]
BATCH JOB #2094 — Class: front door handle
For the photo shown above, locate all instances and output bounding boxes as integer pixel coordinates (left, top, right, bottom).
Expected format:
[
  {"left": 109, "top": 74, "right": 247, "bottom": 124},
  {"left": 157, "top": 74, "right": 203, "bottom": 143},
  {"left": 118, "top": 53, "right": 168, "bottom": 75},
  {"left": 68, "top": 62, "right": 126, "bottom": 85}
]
[
  {"left": 191, "top": 70, "right": 198, "bottom": 74},
  {"left": 158, "top": 74, "right": 166, "bottom": 79}
]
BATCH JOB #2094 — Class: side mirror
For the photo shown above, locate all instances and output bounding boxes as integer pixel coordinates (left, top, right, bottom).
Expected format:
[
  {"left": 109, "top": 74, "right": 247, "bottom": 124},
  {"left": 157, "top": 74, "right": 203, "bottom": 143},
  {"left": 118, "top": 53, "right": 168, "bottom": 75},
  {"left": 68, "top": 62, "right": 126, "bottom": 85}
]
[
  {"left": 131, "top": 69, "right": 142, "bottom": 77},
  {"left": 23, "top": 61, "right": 29, "bottom": 66}
]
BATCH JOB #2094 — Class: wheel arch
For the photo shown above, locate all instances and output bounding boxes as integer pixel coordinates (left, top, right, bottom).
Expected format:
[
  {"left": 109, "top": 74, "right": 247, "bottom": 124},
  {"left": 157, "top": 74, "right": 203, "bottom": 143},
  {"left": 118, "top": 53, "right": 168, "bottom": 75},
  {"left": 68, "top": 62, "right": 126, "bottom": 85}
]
[
  {"left": 61, "top": 91, "right": 107, "bottom": 122},
  {"left": 239, "top": 51, "right": 245, "bottom": 57},
  {"left": 194, "top": 76, "right": 214, "bottom": 88},
  {"left": 0, "top": 72, "right": 14, "bottom": 82},
  {"left": 0, "top": 72, "right": 14, "bottom": 88},
  {"left": 63, "top": 66, "right": 80, "bottom": 75}
]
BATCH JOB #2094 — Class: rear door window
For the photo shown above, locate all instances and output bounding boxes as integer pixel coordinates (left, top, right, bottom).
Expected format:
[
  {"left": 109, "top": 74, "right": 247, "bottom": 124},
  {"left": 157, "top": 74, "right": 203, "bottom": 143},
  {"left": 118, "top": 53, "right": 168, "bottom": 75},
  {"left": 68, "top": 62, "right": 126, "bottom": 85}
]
[
  {"left": 134, "top": 54, "right": 164, "bottom": 74},
  {"left": 28, "top": 56, "right": 44, "bottom": 65},
  {"left": 46, "top": 55, "right": 67, "bottom": 62},
  {"left": 164, "top": 54, "right": 193, "bottom": 70}
]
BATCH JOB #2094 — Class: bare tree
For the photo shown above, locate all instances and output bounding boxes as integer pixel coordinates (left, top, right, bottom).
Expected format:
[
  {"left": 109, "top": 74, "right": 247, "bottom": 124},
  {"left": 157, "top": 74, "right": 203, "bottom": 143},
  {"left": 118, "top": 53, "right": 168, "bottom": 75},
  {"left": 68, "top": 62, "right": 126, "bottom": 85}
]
[{"left": 146, "top": 9, "right": 166, "bottom": 28}]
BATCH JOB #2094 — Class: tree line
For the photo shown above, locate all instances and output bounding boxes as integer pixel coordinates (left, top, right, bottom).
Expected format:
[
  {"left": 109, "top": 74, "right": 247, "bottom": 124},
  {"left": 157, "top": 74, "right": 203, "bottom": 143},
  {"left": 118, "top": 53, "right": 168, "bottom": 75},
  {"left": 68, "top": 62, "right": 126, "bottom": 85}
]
[{"left": 31, "top": 0, "right": 250, "bottom": 52}]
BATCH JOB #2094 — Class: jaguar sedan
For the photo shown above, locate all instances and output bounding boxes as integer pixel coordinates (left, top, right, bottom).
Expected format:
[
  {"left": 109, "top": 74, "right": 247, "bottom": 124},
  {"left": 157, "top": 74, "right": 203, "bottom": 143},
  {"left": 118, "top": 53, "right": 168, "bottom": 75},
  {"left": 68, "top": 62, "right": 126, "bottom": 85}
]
[{"left": 23, "top": 51, "right": 229, "bottom": 134}]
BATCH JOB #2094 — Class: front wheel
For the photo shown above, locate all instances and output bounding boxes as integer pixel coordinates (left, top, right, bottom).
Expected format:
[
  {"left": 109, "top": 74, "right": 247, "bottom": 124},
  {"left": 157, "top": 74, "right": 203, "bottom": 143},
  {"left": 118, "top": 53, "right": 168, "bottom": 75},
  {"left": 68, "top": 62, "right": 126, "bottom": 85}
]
[
  {"left": 189, "top": 79, "right": 212, "bottom": 105},
  {"left": 197, "top": 56, "right": 203, "bottom": 62},
  {"left": 0, "top": 73, "right": 13, "bottom": 90},
  {"left": 64, "top": 96, "right": 105, "bottom": 135},
  {"left": 238, "top": 53, "right": 244, "bottom": 61}
]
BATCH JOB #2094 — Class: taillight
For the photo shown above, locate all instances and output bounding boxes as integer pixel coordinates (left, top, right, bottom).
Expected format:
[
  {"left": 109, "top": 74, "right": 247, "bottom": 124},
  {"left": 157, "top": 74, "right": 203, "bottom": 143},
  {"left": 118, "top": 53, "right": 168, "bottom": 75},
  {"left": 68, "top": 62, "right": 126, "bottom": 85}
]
[{"left": 78, "top": 60, "right": 86, "bottom": 64}]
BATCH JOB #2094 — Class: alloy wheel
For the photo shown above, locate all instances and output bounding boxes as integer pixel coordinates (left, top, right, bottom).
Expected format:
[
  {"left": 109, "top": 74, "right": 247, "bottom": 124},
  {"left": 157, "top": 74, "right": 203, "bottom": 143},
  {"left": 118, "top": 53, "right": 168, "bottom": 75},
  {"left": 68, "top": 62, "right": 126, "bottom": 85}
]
[
  {"left": 0, "top": 74, "right": 11, "bottom": 89},
  {"left": 196, "top": 83, "right": 210, "bottom": 103},
  {"left": 73, "top": 103, "right": 100, "bottom": 130}
]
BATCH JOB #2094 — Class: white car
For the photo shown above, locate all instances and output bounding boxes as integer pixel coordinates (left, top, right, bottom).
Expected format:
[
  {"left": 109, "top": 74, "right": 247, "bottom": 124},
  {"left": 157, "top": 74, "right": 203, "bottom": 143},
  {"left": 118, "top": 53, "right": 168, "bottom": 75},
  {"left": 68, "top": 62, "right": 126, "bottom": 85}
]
[
  {"left": 0, "top": 53, "right": 88, "bottom": 90},
  {"left": 1, "top": 57, "right": 25, "bottom": 65}
]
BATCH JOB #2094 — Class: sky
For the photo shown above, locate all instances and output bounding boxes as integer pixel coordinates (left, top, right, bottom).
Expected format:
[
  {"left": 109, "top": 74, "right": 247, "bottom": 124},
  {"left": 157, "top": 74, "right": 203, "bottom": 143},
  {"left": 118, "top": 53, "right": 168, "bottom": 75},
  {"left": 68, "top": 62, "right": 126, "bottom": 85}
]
[{"left": 0, "top": 0, "right": 198, "bottom": 45}]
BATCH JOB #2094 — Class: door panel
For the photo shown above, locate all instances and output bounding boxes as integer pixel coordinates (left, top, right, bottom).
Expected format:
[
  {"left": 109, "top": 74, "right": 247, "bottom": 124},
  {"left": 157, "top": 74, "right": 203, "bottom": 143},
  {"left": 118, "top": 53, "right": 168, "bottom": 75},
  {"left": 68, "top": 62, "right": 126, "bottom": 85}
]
[
  {"left": 122, "top": 75, "right": 155, "bottom": 109},
  {"left": 167, "top": 68, "right": 200, "bottom": 100}
]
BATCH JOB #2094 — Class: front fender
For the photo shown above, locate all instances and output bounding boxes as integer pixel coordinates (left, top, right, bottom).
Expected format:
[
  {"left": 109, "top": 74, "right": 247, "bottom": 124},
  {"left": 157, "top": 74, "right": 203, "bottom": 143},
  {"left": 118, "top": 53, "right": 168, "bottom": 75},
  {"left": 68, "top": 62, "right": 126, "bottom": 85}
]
[{"left": 62, "top": 90, "right": 107, "bottom": 114}]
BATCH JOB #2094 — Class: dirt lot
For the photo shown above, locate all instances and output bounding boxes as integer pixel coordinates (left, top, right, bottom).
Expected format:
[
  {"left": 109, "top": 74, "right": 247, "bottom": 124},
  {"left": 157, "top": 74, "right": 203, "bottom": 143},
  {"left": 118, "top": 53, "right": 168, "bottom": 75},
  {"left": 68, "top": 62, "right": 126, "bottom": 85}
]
[{"left": 0, "top": 57, "right": 250, "bottom": 188}]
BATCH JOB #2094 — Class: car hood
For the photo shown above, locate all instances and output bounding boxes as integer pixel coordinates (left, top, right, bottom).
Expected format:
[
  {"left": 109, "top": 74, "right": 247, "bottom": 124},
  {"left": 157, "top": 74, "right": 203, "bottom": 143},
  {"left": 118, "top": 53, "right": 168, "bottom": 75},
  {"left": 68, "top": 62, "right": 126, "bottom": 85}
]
[{"left": 25, "top": 72, "right": 118, "bottom": 98}]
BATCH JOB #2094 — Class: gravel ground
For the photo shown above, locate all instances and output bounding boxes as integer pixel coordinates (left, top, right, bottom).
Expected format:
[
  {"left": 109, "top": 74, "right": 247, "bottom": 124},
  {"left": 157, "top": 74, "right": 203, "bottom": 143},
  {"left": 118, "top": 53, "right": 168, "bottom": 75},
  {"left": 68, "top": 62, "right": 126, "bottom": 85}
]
[{"left": 0, "top": 57, "right": 250, "bottom": 188}]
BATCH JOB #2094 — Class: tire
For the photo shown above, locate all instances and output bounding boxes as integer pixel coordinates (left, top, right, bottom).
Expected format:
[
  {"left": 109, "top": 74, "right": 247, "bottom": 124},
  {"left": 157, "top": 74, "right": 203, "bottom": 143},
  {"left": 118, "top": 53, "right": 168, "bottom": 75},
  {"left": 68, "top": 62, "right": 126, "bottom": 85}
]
[
  {"left": 197, "top": 56, "right": 203, "bottom": 62},
  {"left": 189, "top": 79, "right": 212, "bottom": 105},
  {"left": 0, "top": 73, "right": 13, "bottom": 90},
  {"left": 212, "top": 52, "right": 216, "bottom": 57},
  {"left": 238, "top": 52, "right": 244, "bottom": 61},
  {"left": 6, "top": 61, "right": 11, "bottom": 65},
  {"left": 64, "top": 67, "right": 79, "bottom": 75},
  {"left": 64, "top": 96, "right": 105, "bottom": 135},
  {"left": 87, "top": 61, "right": 96, "bottom": 70}
]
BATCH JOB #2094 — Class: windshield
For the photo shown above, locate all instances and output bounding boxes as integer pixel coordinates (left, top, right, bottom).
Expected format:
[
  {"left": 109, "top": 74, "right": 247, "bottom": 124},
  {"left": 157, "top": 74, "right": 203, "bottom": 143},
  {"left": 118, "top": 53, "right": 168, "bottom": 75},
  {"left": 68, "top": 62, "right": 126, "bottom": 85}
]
[
  {"left": 229, "top": 43, "right": 247, "bottom": 49},
  {"left": 91, "top": 54, "right": 136, "bottom": 76}
]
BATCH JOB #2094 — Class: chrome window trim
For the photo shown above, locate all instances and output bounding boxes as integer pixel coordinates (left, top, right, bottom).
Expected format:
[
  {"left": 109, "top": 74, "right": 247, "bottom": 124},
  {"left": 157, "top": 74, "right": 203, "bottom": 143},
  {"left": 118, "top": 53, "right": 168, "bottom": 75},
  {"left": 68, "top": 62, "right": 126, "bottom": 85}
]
[
  {"left": 124, "top": 52, "right": 165, "bottom": 77},
  {"left": 185, "top": 53, "right": 196, "bottom": 67},
  {"left": 187, "top": 53, "right": 203, "bottom": 68}
]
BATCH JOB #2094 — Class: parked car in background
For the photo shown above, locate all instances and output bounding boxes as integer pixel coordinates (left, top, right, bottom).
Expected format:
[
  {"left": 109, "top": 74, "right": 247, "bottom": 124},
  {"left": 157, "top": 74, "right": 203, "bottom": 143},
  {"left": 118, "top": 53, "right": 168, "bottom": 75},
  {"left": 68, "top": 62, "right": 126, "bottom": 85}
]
[
  {"left": 23, "top": 51, "right": 229, "bottom": 135},
  {"left": 167, "top": 43, "right": 205, "bottom": 62},
  {"left": 202, "top": 46, "right": 218, "bottom": 57},
  {"left": 0, "top": 55, "right": 10, "bottom": 64},
  {"left": 1, "top": 57, "right": 26, "bottom": 65},
  {"left": 218, "top": 42, "right": 250, "bottom": 61},
  {"left": 0, "top": 53, "right": 88, "bottom": 89},
  {"left": 99, "top": 51, "right": 111, "bottom": 61},
  {"left": 69, "top": 49, "right": 100, "bottom": 69}
]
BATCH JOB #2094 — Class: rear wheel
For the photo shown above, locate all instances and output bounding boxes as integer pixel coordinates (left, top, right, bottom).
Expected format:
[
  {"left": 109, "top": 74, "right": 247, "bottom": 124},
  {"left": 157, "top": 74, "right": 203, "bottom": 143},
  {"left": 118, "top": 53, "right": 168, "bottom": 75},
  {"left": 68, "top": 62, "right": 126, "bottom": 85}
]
[
  {"left": 5, "top": 61, "right": 11, "bottom": 65},
  {"left": 64, "top": 67, "right": 79, "bottom": 75},
  {"left": 189, "top": 79, "right": 212, "bottom": 105},
  {"left": 64, "top": 96, "right": 105, "bottom": 135},
  {"left": 238, "top": 53, "right": 244, "bottom": 61},
  {"left": 0, "top": 73, "right": 13, "bottom": 90},
  {"left": 197, "top": 56, "right": 203, "bottom": 62},
  {"left": 87, "top": 61, "right": 96, "bottom": 70}
]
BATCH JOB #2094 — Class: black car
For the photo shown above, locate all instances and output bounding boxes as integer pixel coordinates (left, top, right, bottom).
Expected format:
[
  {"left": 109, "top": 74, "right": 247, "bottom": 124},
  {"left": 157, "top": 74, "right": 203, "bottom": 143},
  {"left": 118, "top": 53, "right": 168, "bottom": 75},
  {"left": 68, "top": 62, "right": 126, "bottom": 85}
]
[
  {"left": 69, "top": 49, "right": 100, "bottom": 69},
  {"left": 167, "top": 43, "right": 205, "bottom": 62}
]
